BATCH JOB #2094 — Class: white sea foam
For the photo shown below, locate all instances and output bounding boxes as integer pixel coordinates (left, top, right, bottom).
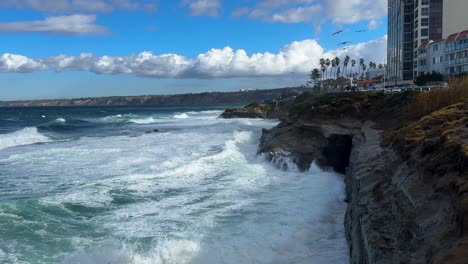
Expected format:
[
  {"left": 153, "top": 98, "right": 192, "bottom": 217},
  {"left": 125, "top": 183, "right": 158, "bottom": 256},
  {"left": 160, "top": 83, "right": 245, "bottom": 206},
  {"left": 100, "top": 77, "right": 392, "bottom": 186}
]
[
  {"left": 1, "top": 110, "right": 348, "bottom": 264},
  {"left": 101, "top": 114, "right": 136, "bottom": 123},
  {"left": 55, "top": 118, "right": 66, "bottom": 123},
  {"left": 129, "top": 117, "right": 159, "bottom": 124},
  {"left": 173, "top": 113, "right": 189, "bottom": 119},
  {"left": 0, "top": 127, "right": 51, "bottom": 150}
]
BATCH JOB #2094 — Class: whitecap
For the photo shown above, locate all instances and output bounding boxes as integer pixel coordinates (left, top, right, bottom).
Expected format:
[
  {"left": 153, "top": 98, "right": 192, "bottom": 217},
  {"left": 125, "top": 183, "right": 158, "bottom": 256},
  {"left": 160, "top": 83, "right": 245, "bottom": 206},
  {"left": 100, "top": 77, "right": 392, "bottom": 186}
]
[
  {"left": 173, "top": 113, "right": 189, "bottom": 119},
  {"left": 55, "top": 118, "right": 66, "bottom": 123},
  {"left": 129, "top": 117, "right": 159, "bottom": 124},
  {"left": 0, "top": 127, "right": 51, "bottom": 150}
]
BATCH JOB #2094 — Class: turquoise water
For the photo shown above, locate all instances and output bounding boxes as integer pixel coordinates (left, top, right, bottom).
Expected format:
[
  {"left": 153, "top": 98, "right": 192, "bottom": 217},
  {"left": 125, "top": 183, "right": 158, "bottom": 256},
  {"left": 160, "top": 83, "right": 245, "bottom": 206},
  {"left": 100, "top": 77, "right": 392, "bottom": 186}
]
[{"left": 0, "top": 105, "right": 348, "bottom": 264}]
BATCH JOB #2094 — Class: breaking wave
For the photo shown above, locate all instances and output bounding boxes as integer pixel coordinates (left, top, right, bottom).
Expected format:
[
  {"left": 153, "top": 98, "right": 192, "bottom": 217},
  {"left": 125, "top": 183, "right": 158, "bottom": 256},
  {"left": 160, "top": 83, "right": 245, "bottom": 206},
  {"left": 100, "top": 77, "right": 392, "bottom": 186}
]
[{"left": 0, "top": 127, "right": 51, "bottom": 150}]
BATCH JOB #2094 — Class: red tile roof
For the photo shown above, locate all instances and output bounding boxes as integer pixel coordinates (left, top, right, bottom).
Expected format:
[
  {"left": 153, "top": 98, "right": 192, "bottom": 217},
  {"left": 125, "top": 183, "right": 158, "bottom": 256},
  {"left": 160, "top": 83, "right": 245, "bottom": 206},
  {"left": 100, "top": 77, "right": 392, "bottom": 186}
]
[
  {"left": 428, "top": 39, "right": 445, "bottom": 45},
  {"left": 418, "top": 41, "right": 432, "bottom": 50},
  {"left": 446, "top": 32, "right": 459, "bottom": 43},
  {"left": 456, "top": 30, "right": 468, "bottom": 41}
]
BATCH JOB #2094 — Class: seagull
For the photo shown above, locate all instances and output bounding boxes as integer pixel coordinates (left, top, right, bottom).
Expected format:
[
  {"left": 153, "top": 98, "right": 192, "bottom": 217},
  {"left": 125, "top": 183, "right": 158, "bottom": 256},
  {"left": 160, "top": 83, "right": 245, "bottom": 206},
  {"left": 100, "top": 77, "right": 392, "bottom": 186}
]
[
  {"left": 355, "top": 29, "right": 367, "bottom": 32},
  {"left": 337, "top": 41, "right": 352, "bottom": 46},
  {"left": 332, "top": 30, "right": 344, "bottom": 35}
]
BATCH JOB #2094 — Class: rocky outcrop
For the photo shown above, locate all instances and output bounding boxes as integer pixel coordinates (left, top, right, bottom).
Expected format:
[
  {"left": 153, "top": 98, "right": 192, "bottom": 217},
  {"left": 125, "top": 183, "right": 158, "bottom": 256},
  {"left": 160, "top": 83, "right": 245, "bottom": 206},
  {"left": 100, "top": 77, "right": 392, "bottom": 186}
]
[
  {"left": 258, "top": 92, "right": 468, "bottom": 263},
  {"left": 220, "top": 89, "right": 303, "bottom": 119},
  {"left": 220, "top": 102, "right": 275, "bottom": 119}
]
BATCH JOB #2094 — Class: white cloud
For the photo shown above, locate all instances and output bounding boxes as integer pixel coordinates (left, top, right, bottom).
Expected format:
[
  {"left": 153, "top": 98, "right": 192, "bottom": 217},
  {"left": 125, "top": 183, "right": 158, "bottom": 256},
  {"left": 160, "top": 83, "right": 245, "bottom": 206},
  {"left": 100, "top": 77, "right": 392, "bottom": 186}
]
[
  {"left": 0, "top": 15, "right": 109, "bottom": 35},
  {"left": 367, "top": 19, "right": 379, "bottom": 30},
  {"left": 240, "top": 0, "right": 386, "bottom": 27},
  {"left": 0, "top": 0, "right": 158, "bottom": 13},
  {"left": 0, "top": 53, "right": 46, "bottom": 73},
  {"left": 0, "top": 36, "right": 387, "bottom": 77},
  {"left": 181, "top": 0, "right": 222, "bottom": 17}
]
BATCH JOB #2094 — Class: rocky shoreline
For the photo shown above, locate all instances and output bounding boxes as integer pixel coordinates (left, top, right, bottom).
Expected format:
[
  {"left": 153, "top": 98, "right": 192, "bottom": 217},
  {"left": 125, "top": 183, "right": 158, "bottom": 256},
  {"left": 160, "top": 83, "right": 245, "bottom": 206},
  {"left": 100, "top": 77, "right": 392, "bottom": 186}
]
[{"left": 222, "top": 91, "right": 468, "bottom": 263}]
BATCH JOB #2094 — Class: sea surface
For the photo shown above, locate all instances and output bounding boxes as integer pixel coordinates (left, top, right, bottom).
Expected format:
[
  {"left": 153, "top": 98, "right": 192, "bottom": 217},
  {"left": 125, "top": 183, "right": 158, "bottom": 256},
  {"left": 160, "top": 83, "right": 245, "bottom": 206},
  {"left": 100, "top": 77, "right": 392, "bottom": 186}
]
[{"left": 0, "top": 105, "right": 348, "bottom": 264}]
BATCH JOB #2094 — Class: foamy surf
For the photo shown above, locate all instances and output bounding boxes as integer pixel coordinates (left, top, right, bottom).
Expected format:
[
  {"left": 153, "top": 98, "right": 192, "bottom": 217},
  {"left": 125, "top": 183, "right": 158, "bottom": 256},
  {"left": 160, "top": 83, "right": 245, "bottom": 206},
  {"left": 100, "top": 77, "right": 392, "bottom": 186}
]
[
  {"left": 0, "top": 127, "right": 51, "bottom": 150},
  {"left": 129, "top": 117, "right": 159, "bottom": 124},
  {"left": 0, "top": 105, "right": 348, "bottom": 264},
  {"left": 173, "top": 113, "right": 189, "bottom": 119}
]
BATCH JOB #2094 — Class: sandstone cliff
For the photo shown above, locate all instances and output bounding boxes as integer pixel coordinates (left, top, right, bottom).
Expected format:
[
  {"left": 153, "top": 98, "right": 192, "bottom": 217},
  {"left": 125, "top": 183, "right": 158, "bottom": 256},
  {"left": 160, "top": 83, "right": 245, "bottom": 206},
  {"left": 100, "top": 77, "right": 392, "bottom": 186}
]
[
  {"left": 0, "top": 87, "right": 308, "bottom": 107},
  {"left": 257, "top": 91, "right": 468, "bottom": 263}
]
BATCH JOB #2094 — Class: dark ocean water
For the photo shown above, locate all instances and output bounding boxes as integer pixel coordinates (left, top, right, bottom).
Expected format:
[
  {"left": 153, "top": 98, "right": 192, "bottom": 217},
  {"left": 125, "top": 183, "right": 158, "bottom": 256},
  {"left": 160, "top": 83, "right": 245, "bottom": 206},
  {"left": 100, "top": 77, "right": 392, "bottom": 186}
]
[{"left": 0, "top": 105, "right": 347, "bottom": 264}]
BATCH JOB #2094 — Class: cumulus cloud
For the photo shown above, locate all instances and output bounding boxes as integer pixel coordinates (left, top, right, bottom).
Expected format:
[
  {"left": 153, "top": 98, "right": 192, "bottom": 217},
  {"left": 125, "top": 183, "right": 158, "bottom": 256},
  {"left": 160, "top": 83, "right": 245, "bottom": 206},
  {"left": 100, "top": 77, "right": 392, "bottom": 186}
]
[
  {"left": 181, "top": 0, "right": 222, "bottom": 17},
  {"left": 0, "top": 0, "right": 158, "bottom": 13},
  {"left": 0, "top": 53, "right": 46, "bottom": 73},
  {"left": 0, "top": 15, "right": 109, "bottom": 35},
  {"left": 239, "top": 0, "right": 386, "bottom": 27},
  {"left": 0, "top": 36, "right": 387, "bottom": 77}
]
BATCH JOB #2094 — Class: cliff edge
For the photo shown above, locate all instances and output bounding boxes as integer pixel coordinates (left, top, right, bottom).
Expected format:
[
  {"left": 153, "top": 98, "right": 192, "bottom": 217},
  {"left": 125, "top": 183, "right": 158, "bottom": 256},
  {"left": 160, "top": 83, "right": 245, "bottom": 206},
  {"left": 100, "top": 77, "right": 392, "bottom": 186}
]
[{"left": 257, "top": 91, "right": 467, "bottom": 263}]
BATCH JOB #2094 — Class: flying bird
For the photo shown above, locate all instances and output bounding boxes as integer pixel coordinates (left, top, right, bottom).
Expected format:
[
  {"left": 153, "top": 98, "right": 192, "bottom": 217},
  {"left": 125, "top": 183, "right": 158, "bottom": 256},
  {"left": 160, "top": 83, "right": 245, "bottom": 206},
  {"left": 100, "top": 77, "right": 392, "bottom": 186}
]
[
  {"left": 332, "top": 30, "right": 344, "bottom": 35},
  {"left": 337, "top": 41, "right": 352, "bottom": 46},
  {"left": 355, "top": 29, "right": 367, "bottom": 32},
  {"left": 339, "top": 47, "right": 348, "bottom": 51}
]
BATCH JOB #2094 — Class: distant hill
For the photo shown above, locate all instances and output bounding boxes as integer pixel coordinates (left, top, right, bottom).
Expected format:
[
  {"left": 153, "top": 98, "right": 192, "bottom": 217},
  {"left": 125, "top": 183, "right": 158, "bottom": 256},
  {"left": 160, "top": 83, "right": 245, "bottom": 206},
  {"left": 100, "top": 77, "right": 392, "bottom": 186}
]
[{"left": 0, "top": 87, "right": 309, "bottom": 107}]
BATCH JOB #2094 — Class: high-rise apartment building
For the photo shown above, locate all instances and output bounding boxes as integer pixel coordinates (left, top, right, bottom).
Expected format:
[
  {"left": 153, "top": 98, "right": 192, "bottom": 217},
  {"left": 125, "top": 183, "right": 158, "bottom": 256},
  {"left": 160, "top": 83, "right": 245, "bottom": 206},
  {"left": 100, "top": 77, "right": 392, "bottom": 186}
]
[
  {"left": 387, "top": 0, "right": 415, "bottom": 82},
  {"left": 388, "top": 0, "right": 445, "bottom": 81},
  {"left": 414, "top": 0, "right": 443, "bottom": 77}
]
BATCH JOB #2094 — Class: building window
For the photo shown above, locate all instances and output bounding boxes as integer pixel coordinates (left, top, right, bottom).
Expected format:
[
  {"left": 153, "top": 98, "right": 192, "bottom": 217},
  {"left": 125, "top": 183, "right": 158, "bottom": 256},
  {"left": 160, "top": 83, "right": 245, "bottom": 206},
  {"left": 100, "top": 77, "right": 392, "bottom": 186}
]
[
  {"left": 421, "top": 18, "right": 429, "bottom": 26},
  {"left": 422, "top": 7, "right": 429, "bottom": 16},
  {"left": 421, "top": 29, "right": 428, "bottom": 36}
]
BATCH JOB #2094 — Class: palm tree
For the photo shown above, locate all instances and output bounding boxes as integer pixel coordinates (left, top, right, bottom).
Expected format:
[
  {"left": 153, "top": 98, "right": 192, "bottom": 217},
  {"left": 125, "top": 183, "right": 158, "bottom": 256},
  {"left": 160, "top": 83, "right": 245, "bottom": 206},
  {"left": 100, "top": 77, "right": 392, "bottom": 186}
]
[
  {"left": 362, "top": 65, "right": 367, "bottom": 79},
  {"left": 319, "top": 58, "right": 326, "bottom": 81},
  {"left": 309, "top": 68, "right": 322, "bottom": 88},
  {"left": 351, "top": 59, "right": 356, "bottom": 78},
  {"left": 343, "top": 55, "right": 350, "bottom": 79},
  {"left": 325, "top": 58, "right": 331, "bottom": 80},
  {"left": 359, "top": 58, "right": 365, "bottom": 80},
  {"left": 331, "top": 58, "right": 337, "bottom": 79},
  {"left": 335, "top": 57, "right": 341, "bottom": 78}
]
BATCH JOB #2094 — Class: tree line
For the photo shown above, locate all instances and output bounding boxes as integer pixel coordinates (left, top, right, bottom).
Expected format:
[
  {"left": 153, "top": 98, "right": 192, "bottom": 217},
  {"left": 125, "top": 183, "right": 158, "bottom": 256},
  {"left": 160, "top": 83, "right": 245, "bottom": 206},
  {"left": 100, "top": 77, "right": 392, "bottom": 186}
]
[{"left": 308, "top": 56, "right": 385, "bottom": 90}]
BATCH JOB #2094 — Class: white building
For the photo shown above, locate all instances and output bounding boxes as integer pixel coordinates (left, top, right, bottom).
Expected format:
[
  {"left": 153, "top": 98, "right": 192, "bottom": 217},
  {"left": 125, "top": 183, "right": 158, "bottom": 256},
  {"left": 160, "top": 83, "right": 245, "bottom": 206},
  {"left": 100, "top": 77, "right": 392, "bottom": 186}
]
[
  {"left": 445, "top": 30, "right": 468, "bottom": 77},
  {"left": 366, "top": 68, "right": 386, "bottom": 80}
]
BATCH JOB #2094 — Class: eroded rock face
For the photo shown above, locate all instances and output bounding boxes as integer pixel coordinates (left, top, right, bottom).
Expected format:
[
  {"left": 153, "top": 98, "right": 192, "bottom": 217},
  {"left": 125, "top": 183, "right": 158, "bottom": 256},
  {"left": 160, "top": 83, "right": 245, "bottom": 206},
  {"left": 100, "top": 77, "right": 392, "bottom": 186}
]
[
  {"left": 258, "top": 118, "right": 360, "bottom": 172},
  {"left": 220, "top": 102, "right": 274, "bottom": 119},
  {"left": 257, "top": 92, "right": 468, "bottom": 264},
  {"left": 220, "top": 90, "right": 303, "bottom": 119}
]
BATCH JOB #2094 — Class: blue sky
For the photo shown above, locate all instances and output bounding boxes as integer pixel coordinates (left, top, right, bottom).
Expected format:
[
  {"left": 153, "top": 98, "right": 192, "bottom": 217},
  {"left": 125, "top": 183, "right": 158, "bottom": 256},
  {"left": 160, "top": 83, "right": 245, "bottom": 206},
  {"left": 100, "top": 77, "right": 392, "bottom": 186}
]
[{"left": 0, "top": 0, "right": 388, "bottom": 100}]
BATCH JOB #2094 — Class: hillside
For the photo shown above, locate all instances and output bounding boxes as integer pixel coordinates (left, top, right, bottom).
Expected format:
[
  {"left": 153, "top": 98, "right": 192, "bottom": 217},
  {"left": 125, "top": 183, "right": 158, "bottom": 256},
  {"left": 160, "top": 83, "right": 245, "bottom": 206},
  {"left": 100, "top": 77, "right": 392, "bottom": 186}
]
[{"left": 0, "top": 87, "right": 308, "bottom": 107}]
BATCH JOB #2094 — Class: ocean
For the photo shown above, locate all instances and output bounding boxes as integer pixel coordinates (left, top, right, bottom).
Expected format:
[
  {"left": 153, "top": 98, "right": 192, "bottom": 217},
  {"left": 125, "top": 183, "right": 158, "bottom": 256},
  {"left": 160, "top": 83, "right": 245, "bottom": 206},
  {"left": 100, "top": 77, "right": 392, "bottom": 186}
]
[{"left": 0, "top": 105, "right": 348, "bottom": 264}]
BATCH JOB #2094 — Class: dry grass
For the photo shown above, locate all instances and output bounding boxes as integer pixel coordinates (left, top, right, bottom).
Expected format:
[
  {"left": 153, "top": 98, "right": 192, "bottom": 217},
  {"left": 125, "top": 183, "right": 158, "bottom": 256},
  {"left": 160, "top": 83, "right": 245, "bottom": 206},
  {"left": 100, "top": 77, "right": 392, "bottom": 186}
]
[{"left": 408, "top": 76, "right": 468, "bottom": 119}]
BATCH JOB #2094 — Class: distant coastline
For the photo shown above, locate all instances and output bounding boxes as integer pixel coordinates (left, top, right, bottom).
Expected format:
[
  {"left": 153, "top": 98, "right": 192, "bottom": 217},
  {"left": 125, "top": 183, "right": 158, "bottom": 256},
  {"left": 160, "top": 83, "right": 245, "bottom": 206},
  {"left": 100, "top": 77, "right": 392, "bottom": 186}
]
[{"left": 0, "top": 87, "right": 308, "bottom": 108}]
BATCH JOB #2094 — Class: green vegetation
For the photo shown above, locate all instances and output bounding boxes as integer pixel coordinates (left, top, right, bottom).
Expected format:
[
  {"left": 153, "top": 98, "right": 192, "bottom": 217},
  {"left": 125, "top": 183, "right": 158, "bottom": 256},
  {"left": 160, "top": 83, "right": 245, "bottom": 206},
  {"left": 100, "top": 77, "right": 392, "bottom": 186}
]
[
  {"left": 310, "top": 56, "right": 383, "bottom": 94},
  {"left": 408, "top": 76, "right": 468, "bottom": 119},
  {"left": 383, "top": 102, "right": 467, "bottom": 175},
  {"left": 414, "top": 71, "right": 444, "bottom": 86}
]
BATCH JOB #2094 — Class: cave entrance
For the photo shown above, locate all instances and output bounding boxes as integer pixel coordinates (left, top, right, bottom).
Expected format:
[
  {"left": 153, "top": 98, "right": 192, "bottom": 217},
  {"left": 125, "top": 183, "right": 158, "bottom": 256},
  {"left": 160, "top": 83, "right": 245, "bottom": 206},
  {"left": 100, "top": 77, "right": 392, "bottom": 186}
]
[{"left": 323, "top": 134, "right": 353, "bottom": 174}]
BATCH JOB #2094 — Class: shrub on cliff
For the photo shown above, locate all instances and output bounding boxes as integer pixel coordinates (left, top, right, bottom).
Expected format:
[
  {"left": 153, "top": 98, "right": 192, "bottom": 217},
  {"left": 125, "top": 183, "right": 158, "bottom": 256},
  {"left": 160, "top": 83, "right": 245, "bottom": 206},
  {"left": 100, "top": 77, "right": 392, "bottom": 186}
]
[
  {"left": 408, "top": 76, "right": 468, "bottom": 120},
  {"left": 383, "top": 102, "right": 467, "bottom": 176}
]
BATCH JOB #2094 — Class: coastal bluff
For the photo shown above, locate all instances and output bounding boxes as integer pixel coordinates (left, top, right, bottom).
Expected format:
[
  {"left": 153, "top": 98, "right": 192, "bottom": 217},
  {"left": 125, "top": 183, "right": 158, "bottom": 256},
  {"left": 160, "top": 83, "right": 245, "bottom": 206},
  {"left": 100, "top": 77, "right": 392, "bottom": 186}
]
[
  {"left": 223, "top": 91, "right": 468, "bottom": 263},
  {"left": 0, "top": 87, "right": 307, "bottom": 107}
]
